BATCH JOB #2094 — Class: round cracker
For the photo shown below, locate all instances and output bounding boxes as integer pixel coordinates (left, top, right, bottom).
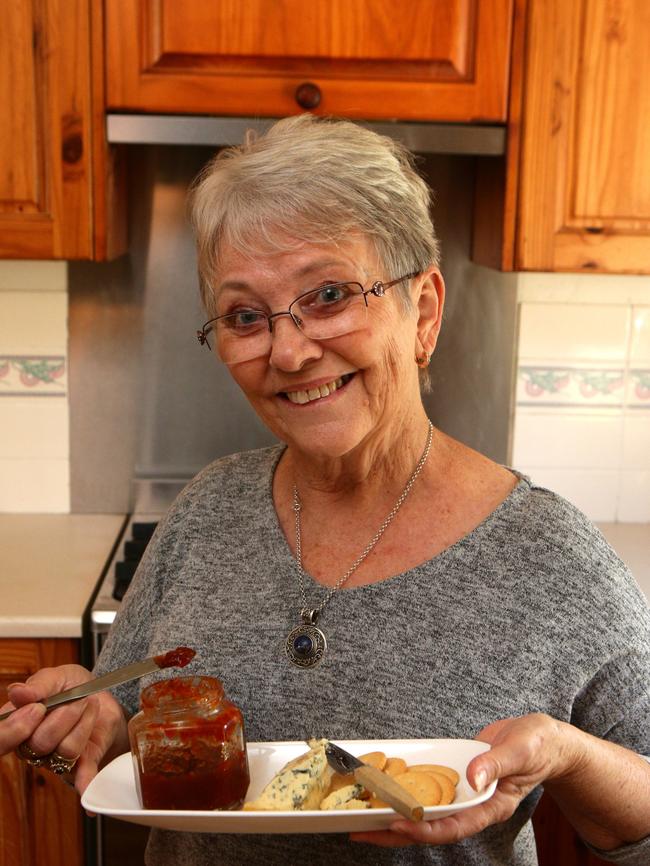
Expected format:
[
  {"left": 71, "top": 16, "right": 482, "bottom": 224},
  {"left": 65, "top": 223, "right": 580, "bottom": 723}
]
[
  {"left": 325, "top": 771, "right": 352, "bottom": 795},
  {"left": 408, "top": 764, "right": 460, "bottom": 786},
  {"left": 384, "top": 757, "right": 408, "bottom": 777},
  {"left": 393, "top": 770, "right": 442, "bottom": 806},
  {"left": 358, "top": 751, "right": 387, "bottom": 770},
  {"left": 426, "top": 771, "right": 456, "bottom": 805},
  {"left": 369, "top": 796, "right": 390, "bottom": 809}
]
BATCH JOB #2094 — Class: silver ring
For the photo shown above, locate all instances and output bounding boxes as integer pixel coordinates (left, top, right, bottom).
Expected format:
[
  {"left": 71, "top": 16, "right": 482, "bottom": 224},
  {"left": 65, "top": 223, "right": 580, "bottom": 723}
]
[
  {"left": 15, "top": 741, "right": 49, "bottom": 767},
  {"left": 47, "top": 751, "right": 79, "bottom": 775}
]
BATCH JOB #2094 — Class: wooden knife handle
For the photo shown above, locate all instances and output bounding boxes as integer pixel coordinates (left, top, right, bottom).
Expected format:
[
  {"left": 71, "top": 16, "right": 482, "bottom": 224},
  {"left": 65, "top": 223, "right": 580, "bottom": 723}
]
[{"left": 354, "top": 765, "right": 424, "bottom": 822}]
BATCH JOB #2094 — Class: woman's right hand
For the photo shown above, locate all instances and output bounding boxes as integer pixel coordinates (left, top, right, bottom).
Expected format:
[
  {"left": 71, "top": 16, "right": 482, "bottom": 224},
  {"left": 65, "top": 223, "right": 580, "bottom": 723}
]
[{"left": 1, "top": 665, "right": 129, "bottom": 795}]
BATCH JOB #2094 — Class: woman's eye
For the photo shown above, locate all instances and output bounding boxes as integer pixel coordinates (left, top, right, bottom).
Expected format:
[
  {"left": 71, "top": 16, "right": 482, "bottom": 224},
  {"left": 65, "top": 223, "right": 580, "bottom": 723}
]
[
  {"left": 223, "top": 310, "right": 267, "bottom": 332},
  {"left": 317, "top": 284, "right": 348, "bottom": 304},
  {"left": 299, "top": 283, "right": 352, "bottom": 312}
]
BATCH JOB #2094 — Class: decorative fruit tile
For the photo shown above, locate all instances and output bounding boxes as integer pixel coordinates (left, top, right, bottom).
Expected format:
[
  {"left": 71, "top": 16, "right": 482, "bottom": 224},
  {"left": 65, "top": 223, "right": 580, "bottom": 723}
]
[
  {"left": 626, "top": 369, "right": 650, "bottom": 407},
  {"left": 0, "top": 356, "right": 66, "bottom": 396},
  {"left": 516, "top": 366, "right": 625, "bottom": 407}
]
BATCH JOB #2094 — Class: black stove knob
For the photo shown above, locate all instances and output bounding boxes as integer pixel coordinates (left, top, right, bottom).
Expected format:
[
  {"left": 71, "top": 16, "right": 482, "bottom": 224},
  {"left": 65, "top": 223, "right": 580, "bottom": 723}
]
[{"left": 131, "top": 521, "right": 158, "bottom": 541}]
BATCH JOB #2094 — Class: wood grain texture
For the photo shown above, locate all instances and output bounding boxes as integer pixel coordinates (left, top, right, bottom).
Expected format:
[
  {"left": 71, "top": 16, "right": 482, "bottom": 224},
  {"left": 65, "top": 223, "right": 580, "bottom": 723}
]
[
  {"left": 0, "top": 638, "right": 83, "bottom": 866},
  {"left": 105, "top": 0, "right": 513, "bottom": 121},
  {"left": 515, "top": 0, "right": 650, "bottom": 271},
  {"left": 532, "top": 792, "right": 611, "bottom": 866},
  {"left": 90, "top": 0, "right": 128, "bottom": 260},
  {"left": 0, "top": 0, "right": 125, "bottom": 260},
  {"left": 472, "top": 0, "right": 528, "bottom": 269}
]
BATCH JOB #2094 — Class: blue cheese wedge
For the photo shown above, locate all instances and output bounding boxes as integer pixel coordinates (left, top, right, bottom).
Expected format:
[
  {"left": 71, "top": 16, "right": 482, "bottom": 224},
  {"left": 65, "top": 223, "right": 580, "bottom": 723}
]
[
  {"left": 244, "top": 739, "right": 333, "bottom": 811},
  {"left": 320, "top": 783, "right": 370, "bottom": 810}
]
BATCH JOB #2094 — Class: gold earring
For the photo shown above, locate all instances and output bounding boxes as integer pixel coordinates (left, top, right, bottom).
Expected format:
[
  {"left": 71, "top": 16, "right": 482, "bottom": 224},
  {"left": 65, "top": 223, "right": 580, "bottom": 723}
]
[{"left": 415, "top": 352, "right": 430, "bottom": 367}]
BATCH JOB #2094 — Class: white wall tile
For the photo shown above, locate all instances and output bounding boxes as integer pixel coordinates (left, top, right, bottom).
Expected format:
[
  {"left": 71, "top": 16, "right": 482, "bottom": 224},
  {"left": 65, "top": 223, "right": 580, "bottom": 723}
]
[
  {"left": 630, "top": 307, "right": 650, "bottom": 363},
  {"left": 0, "top": 292, "right": 67, "bottom": 355},
  {"left": 0, "top": 459, "right": 69, "bottom": 513},
  {"left": 0, "top": 261, "right": 67, "bottom": 292},
  {"left": 517, "top": 272, "right": 650, "bottom": 305},
  {"left": 518, "top": 303, "right": 629, "bottom": 362},
  {"left": 617, "top": 471, "right": 650, "bottom": 522},
  {"left": 0, "top": 398, "right": 68, "bottom": 459},
  {"left": 518, "top": 467, "right": 619, "bottom": 522},
  {"left": 622, "top": 415, "right": 650, "bottom": 469},
  {"left": 513, "top": 411, "right": 623, "bottom": 469},
  {"left": 0, "top": 263, "right": 69, "bottom": 513}
]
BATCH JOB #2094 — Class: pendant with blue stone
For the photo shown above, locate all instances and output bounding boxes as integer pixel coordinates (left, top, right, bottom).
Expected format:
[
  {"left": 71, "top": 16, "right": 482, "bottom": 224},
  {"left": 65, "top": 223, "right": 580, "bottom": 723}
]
[{"left": 285, "top": 609, "right": 327, "bottom": 667}]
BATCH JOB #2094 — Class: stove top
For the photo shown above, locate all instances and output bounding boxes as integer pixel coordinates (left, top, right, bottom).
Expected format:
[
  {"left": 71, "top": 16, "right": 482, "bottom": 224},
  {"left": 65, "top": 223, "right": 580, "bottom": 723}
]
[{"left": 90, "top": 479, "right": 189, "bottom": 636}]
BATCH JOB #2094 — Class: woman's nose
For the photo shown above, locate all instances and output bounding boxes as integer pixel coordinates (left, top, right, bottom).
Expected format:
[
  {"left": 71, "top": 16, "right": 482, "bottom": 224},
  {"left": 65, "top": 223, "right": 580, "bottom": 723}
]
[{"left": 268, "top": 315, "right": 323, "bottom": 370}]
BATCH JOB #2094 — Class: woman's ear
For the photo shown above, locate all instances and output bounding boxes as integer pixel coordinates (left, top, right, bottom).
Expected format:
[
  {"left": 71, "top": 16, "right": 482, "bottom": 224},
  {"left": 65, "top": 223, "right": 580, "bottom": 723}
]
[{"left": 413, "top": 267, "right": 445, "bottom": 360}]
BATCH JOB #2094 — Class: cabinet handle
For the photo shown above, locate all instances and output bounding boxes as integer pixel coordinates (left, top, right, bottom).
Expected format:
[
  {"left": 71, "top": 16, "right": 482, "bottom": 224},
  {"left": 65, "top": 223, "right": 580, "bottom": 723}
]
[{"left": 295, "top": 82, "right": 322, "bottom": 110}]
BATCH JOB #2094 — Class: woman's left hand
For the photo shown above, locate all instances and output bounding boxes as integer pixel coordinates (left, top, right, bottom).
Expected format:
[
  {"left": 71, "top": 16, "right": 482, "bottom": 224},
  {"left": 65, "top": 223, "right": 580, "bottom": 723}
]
[{"left": 350, "top": 713, "right": 576, "bottom": 848}]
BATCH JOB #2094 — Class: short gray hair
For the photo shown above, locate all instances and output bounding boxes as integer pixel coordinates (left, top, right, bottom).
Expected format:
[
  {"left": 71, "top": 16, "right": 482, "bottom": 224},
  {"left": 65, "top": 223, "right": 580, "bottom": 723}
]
[{"left": 188, "top": 114, "right": 440, "bottom": 315}]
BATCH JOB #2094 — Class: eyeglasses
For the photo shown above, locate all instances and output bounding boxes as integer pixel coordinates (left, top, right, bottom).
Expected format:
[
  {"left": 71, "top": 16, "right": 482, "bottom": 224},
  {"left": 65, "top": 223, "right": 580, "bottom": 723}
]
[{"left": 196, "top": 272, "right": 418, "bottom": 365}]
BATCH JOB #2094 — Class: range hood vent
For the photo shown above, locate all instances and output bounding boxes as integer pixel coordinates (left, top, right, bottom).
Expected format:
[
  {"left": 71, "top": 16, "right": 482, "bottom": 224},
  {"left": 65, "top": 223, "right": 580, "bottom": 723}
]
[{"left": 106, "top": 114, "right": 506, "bottom": 156}]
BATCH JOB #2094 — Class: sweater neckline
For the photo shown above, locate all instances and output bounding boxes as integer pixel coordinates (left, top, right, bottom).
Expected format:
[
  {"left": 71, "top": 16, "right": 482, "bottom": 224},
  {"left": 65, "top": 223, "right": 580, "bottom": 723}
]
[{"left": 261, "top": 444, "right": 532, "bottom": 594}]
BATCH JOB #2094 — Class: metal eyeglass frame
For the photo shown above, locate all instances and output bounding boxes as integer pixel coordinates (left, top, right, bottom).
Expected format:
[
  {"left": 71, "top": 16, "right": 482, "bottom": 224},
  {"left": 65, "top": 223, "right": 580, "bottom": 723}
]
[{"left": 196, "top": 271, "right": 419, "bottom": 351}]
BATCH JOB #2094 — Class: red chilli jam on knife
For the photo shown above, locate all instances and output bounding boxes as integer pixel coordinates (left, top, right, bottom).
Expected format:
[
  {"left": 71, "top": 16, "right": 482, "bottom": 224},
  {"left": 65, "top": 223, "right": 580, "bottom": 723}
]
[{"left": 153, "top": 646, "right": 196, "bottom": 669}]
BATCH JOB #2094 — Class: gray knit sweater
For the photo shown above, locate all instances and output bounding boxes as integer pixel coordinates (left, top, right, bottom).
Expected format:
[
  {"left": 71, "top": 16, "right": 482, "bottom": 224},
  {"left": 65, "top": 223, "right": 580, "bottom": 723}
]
[{"left": 95, "top": 446, "right": 650, "bottom": 865}]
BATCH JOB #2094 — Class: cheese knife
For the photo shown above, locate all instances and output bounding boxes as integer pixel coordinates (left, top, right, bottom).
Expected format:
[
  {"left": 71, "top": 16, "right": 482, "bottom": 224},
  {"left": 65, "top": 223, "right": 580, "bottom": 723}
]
[
  {"left": 325, "top": 741, "right": 424, "bottom": 822},
  {"left": 0, "top": 646, "right": 195, "bottom": 722}
]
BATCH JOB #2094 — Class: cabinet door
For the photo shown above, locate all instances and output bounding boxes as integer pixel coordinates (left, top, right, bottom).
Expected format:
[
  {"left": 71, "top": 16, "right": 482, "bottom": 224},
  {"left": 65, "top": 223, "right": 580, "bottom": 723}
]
[
  {"left": 0, "top": 639, "right": 83, "bottom": 866},
  {"left": 533, "top": 793, "right": 611, "bottom": 866},
  {"left": 516, "top": 0, "right": 650, "bottom": 271},
  {"left": 106, "top": 0, "right": 513, "bottom": 122},
  {"left": 0, "top": 0, "right": 125, "bottom": 260}
]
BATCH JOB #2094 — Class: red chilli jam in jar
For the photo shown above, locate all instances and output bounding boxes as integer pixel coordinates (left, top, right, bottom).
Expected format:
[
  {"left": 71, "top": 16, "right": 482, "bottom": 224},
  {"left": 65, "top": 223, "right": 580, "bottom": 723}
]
[{"left": 128, "top": 676, "right": 250, "bottom": 810}]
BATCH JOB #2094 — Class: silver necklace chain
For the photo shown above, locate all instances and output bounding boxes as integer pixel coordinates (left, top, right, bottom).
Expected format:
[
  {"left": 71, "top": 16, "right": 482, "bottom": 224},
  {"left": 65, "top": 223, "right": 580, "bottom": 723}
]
[{"left": 292, "top": 420, "right": 434, "bottom": 617}]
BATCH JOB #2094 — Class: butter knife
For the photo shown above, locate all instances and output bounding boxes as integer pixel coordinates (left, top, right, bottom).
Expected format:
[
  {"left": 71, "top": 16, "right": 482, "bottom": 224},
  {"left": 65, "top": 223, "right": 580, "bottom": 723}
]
[
  {"left": 0, "top": 646, "right": 195, "bottom": 722},
  {"left": 325, "top": 741, "right": 424, "bottom": 822}
]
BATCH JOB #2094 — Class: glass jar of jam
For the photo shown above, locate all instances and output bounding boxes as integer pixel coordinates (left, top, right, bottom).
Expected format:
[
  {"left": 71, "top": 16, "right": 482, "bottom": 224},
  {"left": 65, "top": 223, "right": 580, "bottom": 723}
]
[{"left": 128, "top": 675, "right": 249, "bottom": 810}]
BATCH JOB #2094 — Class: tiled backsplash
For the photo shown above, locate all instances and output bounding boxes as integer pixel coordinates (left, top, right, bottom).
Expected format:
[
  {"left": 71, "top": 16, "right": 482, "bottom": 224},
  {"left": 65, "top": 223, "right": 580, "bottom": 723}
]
[
  {"left": 0, "top": 261, "right": 649, "bottom": 523},
  {"left": 513, "top": 274, "right": 650, "bottom": 522},
  {"left": 0, "top": 262, "right": 70, "bottom": 512}
]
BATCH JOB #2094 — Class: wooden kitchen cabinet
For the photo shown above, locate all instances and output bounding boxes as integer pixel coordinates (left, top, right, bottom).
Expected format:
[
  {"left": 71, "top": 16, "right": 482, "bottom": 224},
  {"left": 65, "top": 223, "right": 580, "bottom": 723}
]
[
  {"left": 105, "top": 0, "right": 514, "bottom": 122},
  {"left": 0, "top": 638, "right": 83, "bottom": 866},
  {"left": 0, "top": 0, "right": 125, "bottom": 260},
  {"left": 475, "top": 0, "right": 650, "bottom": 272}
]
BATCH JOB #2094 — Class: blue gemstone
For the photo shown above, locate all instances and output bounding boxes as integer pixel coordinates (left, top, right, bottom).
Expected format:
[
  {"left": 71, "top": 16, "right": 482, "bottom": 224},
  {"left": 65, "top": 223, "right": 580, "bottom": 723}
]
[{"left": 294, "top": 634, "right": 313, "bottom": 656}]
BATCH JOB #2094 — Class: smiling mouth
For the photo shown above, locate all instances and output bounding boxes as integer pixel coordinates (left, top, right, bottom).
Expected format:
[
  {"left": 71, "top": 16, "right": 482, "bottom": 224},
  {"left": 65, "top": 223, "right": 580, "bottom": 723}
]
[{"left": 281, "top": 373, "right": 354, "bottom": 405}]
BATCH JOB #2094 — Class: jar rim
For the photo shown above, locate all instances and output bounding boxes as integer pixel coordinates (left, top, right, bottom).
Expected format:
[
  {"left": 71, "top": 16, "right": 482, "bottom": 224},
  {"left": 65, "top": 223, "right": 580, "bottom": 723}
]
[{"left": 140, "top": 675, "right": 225, "bottom": 711}]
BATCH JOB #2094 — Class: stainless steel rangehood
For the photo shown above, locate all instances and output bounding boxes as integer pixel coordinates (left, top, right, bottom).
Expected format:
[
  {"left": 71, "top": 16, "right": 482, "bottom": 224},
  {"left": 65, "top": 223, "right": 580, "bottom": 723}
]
[{"left": 106, "top": 114, "right": 506, "bottom": 156}]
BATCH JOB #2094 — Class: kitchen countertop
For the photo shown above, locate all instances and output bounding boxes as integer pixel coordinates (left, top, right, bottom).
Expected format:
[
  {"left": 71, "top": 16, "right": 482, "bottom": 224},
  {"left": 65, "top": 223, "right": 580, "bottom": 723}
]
[
  {"left": 0, "top": 514, "right": 125, "bottom": 638},
  {"left": 0, "top": 515, "right": 645, "bottom": 640}
]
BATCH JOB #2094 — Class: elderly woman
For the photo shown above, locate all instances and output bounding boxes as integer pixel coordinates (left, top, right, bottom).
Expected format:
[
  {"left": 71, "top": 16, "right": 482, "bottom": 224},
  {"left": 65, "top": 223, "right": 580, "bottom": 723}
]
[{"left": 2, "top": 115, "right": 650, "bottom": 866}]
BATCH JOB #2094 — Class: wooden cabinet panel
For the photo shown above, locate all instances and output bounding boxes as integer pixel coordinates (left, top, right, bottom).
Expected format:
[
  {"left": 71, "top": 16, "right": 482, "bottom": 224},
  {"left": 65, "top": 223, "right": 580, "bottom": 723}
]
[
  {"left": 474, "top": 0, "right": 650, "bottom": 273},
  {"left": 533, "top": 792, "right": 611, "bottom": 866},
  {"left": 0, "top": 639, "right": 83, "bottom": 866},
  {"left": 516, "top": 0, "right": 650, "bottom": 271},
  {"left": 106, "top": 0, "right": 513, "bottom": 121},
  {"left": 0, "top": 0, "right": 125, "bottom": 260}
]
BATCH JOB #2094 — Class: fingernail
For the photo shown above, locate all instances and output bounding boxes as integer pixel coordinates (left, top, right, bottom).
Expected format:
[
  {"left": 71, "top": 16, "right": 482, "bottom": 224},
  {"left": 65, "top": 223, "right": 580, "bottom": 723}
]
[
  {"left": 473, "top": 769, "right": 488, "bottom": 792},
  {"left": 7, "top": 682, "right": 24, "bottom": 691}
]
